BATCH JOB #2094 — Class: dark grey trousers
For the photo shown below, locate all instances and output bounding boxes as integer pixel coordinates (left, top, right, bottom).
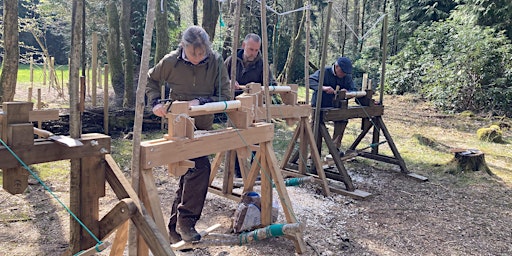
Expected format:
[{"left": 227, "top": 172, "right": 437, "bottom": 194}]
[{"left": 168, "top": 156, "right": 211, "bottom": 230}]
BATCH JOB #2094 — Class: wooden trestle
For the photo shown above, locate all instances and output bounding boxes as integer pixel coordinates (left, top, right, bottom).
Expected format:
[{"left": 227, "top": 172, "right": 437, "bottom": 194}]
[
  {"left": 282, "top": 89, "right": 427, "bottom": 199},
  {"left": 0, "top": 102, "right": 174, "bottom": 255},
  {"left": 137, "top": 94, "right": 306, "bottom": 254}
]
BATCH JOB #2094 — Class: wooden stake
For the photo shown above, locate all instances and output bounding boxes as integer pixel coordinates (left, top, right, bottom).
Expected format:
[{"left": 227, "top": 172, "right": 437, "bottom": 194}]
[
  {"left": 92, "top": 32, "right": 98, "bottom": 107},
  {"left": 103, "top": 64, "right": 109, "bottom": 135}
]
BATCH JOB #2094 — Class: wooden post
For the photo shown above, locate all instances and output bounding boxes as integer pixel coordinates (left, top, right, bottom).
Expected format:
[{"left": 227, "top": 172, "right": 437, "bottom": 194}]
[
  {"left": 28, "top": 87, "right": 33, "bottom": 102},
  {"left": 304, "top": 1, "right": 311, "bottom": 104},
  {"left": 50, "top": 56, "right": 55, "bottom": 89},
  {"left": 92, "top": 32, "right": 98, "bottom": 107},
  {"left": 260, "top": 0, "right": 270, "bottom": 122},
  {"left": 160, "top": 85, "right": 165, "bottom": 130},
  {"left": 104, "top": 64, "right": 109, "bottom": 135},
  {"left": 98, "top": 65, "right": 102, "bottom": 89},
  {"left": 37, "top": 89, "right": 42, "bottom": 129},
  {"left": 379, "top": 14, "right": 388, "bottom": 105},
  {"left": 30, "top": 56, "right": 34, "bottom": 88},
  {"left": 130, "top": 0, "right": 157, "bottom": 254},
  {"left": 362, "top": 73, "right": 368, "bottom": 90},
  {"left": 43, "top": 57, "right": 47, "bottom": 87},
  {"left": 313, "top": 1, "right": 333, "bottom": 142},
  {"left": 87, "top": 67, "right": 91, "bottom": 96},
  {"left": 1, "top": 102, "right": 34, "bottom": 195}
]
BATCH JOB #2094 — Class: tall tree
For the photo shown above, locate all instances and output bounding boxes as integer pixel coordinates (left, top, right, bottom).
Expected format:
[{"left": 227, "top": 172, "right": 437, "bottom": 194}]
[
  {"left": 121, "top": 0, "right": 134, "bottom": 107},
  {"left": 202, "top": 0, "right": 220, "bottom": 40},
  {"left": 465, "top": 0, "right": 512, "bottom": 40},
  {"left": 155, "top": 0, "right": 170, "bottom": 63},
  {"left": 0, "top": 0, "right": 19, "bottom": 103},
  {"left": 106, "top": 0, "right": 125, "bottom": 106},
  {"left": 278, "top": 0, "right": 306, "bottom": 84},
  {"left": 193, "top": 0, "right": 198, "bottom": 25},
  {"left": 352, "top": 0, "right": 360, "bottom": 54}
]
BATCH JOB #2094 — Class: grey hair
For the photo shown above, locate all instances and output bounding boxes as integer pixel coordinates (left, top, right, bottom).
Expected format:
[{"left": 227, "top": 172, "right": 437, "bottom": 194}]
[
  {"left": 180, "top": 26, "right": 212, "bottom": 53},
  {"left": 244, "top": 33, "right": 261, "bottom": 44}
]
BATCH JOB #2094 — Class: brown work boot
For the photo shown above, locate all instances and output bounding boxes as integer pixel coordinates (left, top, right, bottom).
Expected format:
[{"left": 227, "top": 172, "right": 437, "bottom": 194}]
[
  {"left": 176, "top": 223, "right": 201, "bottom": 242},
  {"left": 168, "top": 225, "right": 182, "bottom": 244}
]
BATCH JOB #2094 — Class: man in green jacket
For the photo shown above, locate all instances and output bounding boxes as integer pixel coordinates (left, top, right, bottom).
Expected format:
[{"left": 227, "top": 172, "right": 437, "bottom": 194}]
[{"left": 146, "top": 25, "right": 231, "bottom": 243}]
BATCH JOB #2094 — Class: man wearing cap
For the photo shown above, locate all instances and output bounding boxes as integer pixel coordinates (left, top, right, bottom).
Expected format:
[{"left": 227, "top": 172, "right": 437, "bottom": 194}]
[
  {"left": 309, "top": 56, "right": 356, "bottom": 108},
  {"left": 309, "top": 57, "right": 356, "bottom": 160}
]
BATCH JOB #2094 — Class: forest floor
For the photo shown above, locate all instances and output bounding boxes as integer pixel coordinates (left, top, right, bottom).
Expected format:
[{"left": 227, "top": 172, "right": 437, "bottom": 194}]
[{"left": 1, "top": 94, "right": 511, "bottom": 256}]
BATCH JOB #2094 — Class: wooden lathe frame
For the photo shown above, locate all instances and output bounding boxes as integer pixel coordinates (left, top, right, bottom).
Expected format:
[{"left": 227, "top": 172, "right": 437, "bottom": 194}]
[
  {"left": 136, "top": 95, "right": 306, "bottom": 254},
  {"left": 0, "top": 102, "right": 174, "bottom": 255}
]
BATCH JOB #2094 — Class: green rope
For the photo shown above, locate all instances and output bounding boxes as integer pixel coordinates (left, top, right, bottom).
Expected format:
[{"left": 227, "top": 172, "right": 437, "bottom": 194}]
[{"left": 0, "top": 138, "right": 105, "bottom": 254}]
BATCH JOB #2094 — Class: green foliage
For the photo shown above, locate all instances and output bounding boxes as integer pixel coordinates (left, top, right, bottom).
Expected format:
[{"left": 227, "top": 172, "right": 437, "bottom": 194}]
[{"left": 387, "top": 12, "right": 512, "bottom": 116}]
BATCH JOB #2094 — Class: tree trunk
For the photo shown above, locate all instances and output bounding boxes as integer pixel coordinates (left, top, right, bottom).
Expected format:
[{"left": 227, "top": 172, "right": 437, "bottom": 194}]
[
  {"left": 193, "top": 0, "right": 198, "bottom": 25},
  {"left": 202, "top": 0, "right": 220, "bottom": 40},
  {"left": 222, "top": 1, "right": 236, "bottom": 59},
  {"left": 155, "top": 0, "right": 170, "bottom": 63},
  {"left": 341, "top": 0, "right": 349, "bottom": 56},
  {"left": 278, "top": 0, "right": 305, "bottom": 84},
  {"left": 106, "top": 0, "right": 125, "bottom": 107},
  {"left": 69, "top": 0, "right": 83, "bottom": 254},
  {"left": 352, "top": 0, "right": 360, "bottom": 54},
  {"left": 390, "top": 0, "right": 401, "bottom": 56},
  {"left": 121, "top": 0, "right": 134, "bottom": 108},
  {"left": 0, "top": 0, "right": 19, "bottom": 103},
  {"left": 359, "top": 0, "right": 368, "bottom": 54}
]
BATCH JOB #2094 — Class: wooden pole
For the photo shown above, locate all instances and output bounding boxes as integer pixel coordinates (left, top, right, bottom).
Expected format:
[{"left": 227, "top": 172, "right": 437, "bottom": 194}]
[
  {"left": 92, "top": 32, "right": 98, "bottom": 107},
  {"left": 160, "top": 85, "right": 165, "bottom": 130},
  {"left": 37, "top": 88, "right": 42, "bottom": 129},
  {"left": 69, "top": 0, "right": 84, "bottom": 253},
  {"left": 260, "top": 0, "right": 271, "bottom": 122},
  {"left": 130, "top": 0, "right": 157, "bottom": 254},
  {"left": 229, "top": 0, "right": 242, "bottom": 100},
  {"left": 379, "top": 14, "right": 388, "bottom": 105},
  {"left": 226, "top": 0, "right": 243, "bottom": 186},
  {"left": 98, "top": 65, "right": 102, "bottom": 91},
  {"left": 28, "top": 87, "right": 33, "bottom": 102},
  {"left": 305, "top": 2, "right": 311, "bottom": 104},
  {"left": 103, "top": 64, "right": 109, "bottom": 135},
  {"left": 30, "top": 56, "right": 34, "bottom": 88},
  {"left": 313, "top": 1, "right": 333, "bottom": 141},
  {"left": 43, "top": 56, "right": 47, "bottom": 87},
  {"left": 87, "top": 67, "right": 91, "bottom": 96}
]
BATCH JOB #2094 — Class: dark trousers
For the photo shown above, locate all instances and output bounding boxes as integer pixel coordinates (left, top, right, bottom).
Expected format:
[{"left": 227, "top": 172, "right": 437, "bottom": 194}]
[{"left": 168, "top": 156, "right": 211, "bottom": 229}]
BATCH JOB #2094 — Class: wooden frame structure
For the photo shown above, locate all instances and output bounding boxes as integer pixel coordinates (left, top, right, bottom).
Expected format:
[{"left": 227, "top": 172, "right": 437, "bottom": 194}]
[
  {"left": 281, "top": 89, "right": 427, "bottom": 199},
  {"left": 0, "top": 102, "right": 174, "bottom": 255},
  {"left": 136, "top": 94, "right": 306, "bottom": 254},
  {"left": 222, "top": 83, "right": 335, "bottom": 197}
]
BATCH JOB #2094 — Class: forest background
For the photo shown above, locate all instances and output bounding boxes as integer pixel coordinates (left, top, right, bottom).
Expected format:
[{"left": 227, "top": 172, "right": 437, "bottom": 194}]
[{"left": 0, "top": 0, "right": 512, "bottom": 117}]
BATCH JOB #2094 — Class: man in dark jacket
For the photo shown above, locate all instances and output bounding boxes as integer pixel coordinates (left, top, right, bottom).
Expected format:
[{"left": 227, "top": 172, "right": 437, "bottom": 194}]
[
  {"left": 310, "top": 56, "right": 356, "bottom": 108},
  {"left": 224, "top": 33, "right": 276, "bottom": 98},
  {"left": 146, "top": 25, "right": 231, "bottom": 244},
  {"left": 309, "top": 57, "right": 356, "bottom": 159},
  {"left": 224, "top": 33, "right": 276, "bottom": 178}
]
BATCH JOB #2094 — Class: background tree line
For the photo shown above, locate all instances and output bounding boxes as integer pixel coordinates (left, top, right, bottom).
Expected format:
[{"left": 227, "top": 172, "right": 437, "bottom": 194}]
[{"left": 1, "top": 0, "right": 511, "bottom": 116}]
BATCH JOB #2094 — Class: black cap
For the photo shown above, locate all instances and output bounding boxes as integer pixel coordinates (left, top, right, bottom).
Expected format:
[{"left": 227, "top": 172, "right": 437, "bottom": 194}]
[{"left": 336, "top": 57, "right": 353, "bottom": 74}]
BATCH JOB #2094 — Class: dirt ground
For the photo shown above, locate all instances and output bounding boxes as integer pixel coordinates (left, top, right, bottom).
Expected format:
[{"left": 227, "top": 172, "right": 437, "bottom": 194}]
[{"left": 1, "top": 95, "right": 511, "bottom": 256}]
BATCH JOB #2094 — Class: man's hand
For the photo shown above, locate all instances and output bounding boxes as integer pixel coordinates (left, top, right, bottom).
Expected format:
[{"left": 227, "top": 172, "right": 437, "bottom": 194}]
[
  {"left": 188, "top": 99, "right": 200, "bottom": 107},
  {"left": 233, "top": 80, "right": 241, "bottom": 90},
  {"left": 152, "top": 103, "right": 167, "bottom": 117},
  {"left": 322, "top": 86, "right": 335, "bottom": 94}
]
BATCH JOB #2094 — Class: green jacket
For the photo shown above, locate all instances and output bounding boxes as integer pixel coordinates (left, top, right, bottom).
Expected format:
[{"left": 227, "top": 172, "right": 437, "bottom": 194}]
[{"left": 146, "top": 47, "right": 231, "bottom": 129}]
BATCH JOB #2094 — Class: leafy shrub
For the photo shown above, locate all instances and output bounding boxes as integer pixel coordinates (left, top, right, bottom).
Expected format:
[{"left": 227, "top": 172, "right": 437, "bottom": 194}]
[{"left": 386, "top": 14, "right": 512, "bottom": 117}]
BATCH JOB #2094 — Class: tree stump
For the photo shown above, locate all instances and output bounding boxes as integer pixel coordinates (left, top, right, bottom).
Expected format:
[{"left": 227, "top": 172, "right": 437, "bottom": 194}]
[{"left": 450, "top": 148, "right": 492, "bottom": 174}]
